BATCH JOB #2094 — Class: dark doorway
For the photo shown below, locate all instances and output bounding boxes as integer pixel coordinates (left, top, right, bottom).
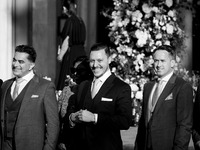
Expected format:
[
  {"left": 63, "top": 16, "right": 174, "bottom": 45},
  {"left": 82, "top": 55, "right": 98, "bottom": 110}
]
[{"left": 96, "top": 0, "right": 113, "bottom": 44}]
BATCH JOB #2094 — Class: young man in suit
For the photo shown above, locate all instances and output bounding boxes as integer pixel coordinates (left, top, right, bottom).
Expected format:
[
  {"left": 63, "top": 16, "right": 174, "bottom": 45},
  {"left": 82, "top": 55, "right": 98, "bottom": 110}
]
[
  {"left": 134, "top": 45, "right": 193, "bottom": 150},
  {"left": 193, "top": 84, "right": 200, "bottom": 150},
  {"left": 0, "top": 45, "right": 60, "bottom": 150},
  {"left": 65, "top": 43, "right": 132, "bottom": 150}
]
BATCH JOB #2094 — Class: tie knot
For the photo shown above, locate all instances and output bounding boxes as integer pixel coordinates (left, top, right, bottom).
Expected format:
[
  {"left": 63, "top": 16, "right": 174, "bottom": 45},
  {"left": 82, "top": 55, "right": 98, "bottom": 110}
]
[
  {"left": 93, "top": 78, "right": 101, "bottom": 84},
  {"left": 16, "top": 78, "right": 25, "bottom": 84}
]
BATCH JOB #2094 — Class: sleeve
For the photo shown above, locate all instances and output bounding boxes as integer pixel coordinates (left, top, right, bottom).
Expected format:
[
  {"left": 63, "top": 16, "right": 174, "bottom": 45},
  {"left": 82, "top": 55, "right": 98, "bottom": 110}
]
[
  {"left": 43, "top": 82, "right": 60, "bottom": 150},
  {"left": 61, "top": 15, "right": 86, "bottom": 46},
  {"left": 173, "top": 82, "right": 194, "bottom": 150}
]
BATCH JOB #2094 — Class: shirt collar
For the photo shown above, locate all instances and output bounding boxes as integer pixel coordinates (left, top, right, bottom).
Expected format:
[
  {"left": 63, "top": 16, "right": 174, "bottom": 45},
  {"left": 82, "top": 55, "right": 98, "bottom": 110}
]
[
  {"left": 160, "top": 71, "right": 173, "bottom": 83},
  {"left": 16, "top": 70, "right": 35, "bottom": 82},
  {"left": 93, "top": 69, "right": 112, "bottom": 83}
]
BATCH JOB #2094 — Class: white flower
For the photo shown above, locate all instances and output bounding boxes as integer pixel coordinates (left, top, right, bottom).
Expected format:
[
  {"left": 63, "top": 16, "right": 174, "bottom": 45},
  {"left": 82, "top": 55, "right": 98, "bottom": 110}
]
[
  {"left": 125, "top": 47, "right": 133, "bottom": 56},
  {"left": 122, "top": 18, "right": 130, "bottom": 27},
  {"left": 118, "top": 21, "right": 123, "bottom": 27},
  {"left": 165, "top": 0, "right": 173, "bottom": 8},
  {"left": 135, "top": 30, "right": 148, "bottom": 47},
  {"left": 123, "top": 0, "right": 129, "bottom": 3},
  {"left": 111, "top": 67, "right": 117, "bottom": 73},
  {"left": 164, "top": 40, "right": 170, "bottom": 45},
  {"left": 166, "top": 24, "right": 174, "bottom": 34},
  {"left": 142, "top": 3, "right": 151, "bottom": 14},
  {"left": 130, "top": 83, "right": 139, "bottom": 92},
  {"left": 135, "top": 91, "right": 143, "bottom": 99},
  {"left": 152, "top": 7, "right": 159, "bottom": 13},
  {"left": 132, "top": 10, "right": 143, "bottom": 22},
  {"left": 155, "top": 40, "right": 162, "bottom": 46},
  {"left": 168, "top": 10, "right": 175, "bottom": 18},
  {"left": 155, "top": 33, "right": 162, "bottom": 39},
  {"left": 159, "top": 21, "right": 165, "bottom": 26}
]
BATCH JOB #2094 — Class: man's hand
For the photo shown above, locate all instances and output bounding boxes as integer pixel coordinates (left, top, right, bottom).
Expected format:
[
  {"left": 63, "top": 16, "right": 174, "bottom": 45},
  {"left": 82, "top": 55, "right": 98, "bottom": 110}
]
[
  {"left": 78, "top": 109, "right": 95, "bottom": 123},
  {"left": 70, "top": 111, "right": 82, "bottom": 123}
]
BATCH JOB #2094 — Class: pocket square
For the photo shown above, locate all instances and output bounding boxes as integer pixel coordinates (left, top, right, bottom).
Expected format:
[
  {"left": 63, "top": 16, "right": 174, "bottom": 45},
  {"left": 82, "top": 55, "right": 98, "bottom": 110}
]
[
  {"left": 31, "top": 95, "right": 39, "bottom": 98},
  {"left": 165, "top": 93, "right": 173, "bottom": 100},
  {"left": 101, "top": 97, "right": 113, "bottom": 101}
]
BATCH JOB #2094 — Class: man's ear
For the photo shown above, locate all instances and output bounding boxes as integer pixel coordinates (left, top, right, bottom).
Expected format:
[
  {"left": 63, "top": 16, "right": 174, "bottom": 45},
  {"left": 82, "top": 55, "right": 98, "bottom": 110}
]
[
  {"left": 29, "top": 63, "right": 35, "bottom": 71},
  {"left": 171, "top": 59, "right": 176, "bottom": 68}
]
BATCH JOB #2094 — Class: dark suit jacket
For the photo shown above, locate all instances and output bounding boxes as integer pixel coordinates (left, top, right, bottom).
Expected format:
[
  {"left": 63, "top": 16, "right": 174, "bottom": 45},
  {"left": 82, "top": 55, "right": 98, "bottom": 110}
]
[
  {"left": 0, "top": 75, "right": 60, "bottom": 150},
  {"left": 192, "top": 84, "right": 200, "bottom": 150},
  {"left": 0, "top": 79, "right": 2, "bottom": 98},
  {"left": 66, "top": 74, "right": 132, "bottom": 150},
  {"left": 134, "top": 74, "right": 193, "bottom": 150}
]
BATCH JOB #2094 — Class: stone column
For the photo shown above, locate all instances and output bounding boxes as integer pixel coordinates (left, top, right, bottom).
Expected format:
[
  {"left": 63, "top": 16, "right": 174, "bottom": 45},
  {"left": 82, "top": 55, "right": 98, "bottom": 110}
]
[
  {"left": 78, "top": 0, "right": 97, "bottom": 55},
  {"left": 0, "top": 0, "right": 13, "bottom": 80},
  {"left": 31, "top": 0, "right": 57, "bottom": 81}
]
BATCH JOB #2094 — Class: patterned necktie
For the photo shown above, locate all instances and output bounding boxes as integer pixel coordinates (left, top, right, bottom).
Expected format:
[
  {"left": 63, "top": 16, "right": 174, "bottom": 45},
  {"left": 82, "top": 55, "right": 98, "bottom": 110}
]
[
  {"left": 13, "top": 78, "right": 24, "bottom": 100},
  {"left": 152, "top": 80, "right": 163, "bottom": 106},
  {"left": 91, "top": 79, "right": 101, "bottom": 98}
]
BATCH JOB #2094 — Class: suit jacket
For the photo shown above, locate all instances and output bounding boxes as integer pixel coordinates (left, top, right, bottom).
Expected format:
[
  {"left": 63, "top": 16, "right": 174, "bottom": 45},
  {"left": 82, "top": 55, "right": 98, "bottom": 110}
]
[
  {"left": 134, "top": 74, "right": 193, "bottom": 150},
  {"left": 0, "top": 75, "right": 60, "bottom": 150},
  {"left": 192, "top": 84, "right": 200, "bottom": 150},
  {"left": 0, "top": 78, "right": 2, "bottom": 99},
  {"left": 66, "top": 74, "right": 132, "bottom": 150}
]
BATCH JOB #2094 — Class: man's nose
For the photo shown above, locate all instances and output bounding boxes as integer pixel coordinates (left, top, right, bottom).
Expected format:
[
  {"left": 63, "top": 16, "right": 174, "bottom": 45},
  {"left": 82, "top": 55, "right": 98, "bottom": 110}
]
[
  {"left": 157, "top": 61, "right": 162, "bottom": 66},
  {"left": 93, "top": 61, "right": 98, "bottom": 67},
  {"left": 13, "top": 61, "right": 19, "bottom": 67}
]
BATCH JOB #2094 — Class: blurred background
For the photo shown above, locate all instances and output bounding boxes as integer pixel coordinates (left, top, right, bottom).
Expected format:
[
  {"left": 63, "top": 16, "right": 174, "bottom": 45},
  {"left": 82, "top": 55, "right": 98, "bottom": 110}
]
[{"left": 0, "top": 0, "right": 199, "bottom": 84}]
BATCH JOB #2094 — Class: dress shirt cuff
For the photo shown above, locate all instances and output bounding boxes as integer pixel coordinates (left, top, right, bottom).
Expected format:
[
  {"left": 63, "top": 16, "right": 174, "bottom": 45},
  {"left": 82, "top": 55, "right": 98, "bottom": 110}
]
[
  {"left": 69, "top": 114, "right": 76, "bottom": 128},
  {"left": 94, "top": 113, "right": 98, "bottom": 124}
]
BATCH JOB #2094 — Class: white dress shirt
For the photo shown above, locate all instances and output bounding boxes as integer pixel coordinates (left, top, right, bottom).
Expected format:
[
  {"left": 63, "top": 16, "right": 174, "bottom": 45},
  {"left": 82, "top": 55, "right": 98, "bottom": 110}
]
[{"left": 11, "top": 70, "right": 35, "bottom": 97}]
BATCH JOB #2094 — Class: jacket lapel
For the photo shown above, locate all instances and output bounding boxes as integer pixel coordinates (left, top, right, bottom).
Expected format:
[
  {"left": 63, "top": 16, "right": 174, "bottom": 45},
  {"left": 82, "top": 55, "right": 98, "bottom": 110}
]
[
  {"left": 153, "top": 74, "right": 176, "bottom": 115},
  {"left": 93, "top": 74, "right": 115, "bottom": 106},
  {"left": 144, "top": 82, "right": 155, "bottom": 126}
]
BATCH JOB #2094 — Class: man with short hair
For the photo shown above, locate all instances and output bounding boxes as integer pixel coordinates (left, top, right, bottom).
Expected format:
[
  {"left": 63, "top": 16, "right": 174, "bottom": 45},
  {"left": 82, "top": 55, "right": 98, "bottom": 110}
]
[
  {"left": 0, "top": 45, "right": 60, "bottom": 150},
  {"left": 134, "top": 45, "right": 193, "bottom": 150},
  {"left": 66, "top": 43, "right": 132, "bottom": 150}
]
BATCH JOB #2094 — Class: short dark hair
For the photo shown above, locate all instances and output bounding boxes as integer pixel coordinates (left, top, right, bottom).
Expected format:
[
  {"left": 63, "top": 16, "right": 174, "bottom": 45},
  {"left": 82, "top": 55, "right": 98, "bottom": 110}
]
[
  {"left": 90, "top": 43, "right": 111, "bottom": 57},
  {"left": 15, "top": 45, "right": 37, "bottom": 63},
  {"left": 153, "top": 45, "right": 175, "bottom": 59}
]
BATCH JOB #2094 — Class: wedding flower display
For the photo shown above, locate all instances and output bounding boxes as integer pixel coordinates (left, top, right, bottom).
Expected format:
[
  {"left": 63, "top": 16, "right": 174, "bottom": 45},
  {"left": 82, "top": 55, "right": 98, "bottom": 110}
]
[{"left": 104, "top": 0, "right": 196, "bottom": 126}]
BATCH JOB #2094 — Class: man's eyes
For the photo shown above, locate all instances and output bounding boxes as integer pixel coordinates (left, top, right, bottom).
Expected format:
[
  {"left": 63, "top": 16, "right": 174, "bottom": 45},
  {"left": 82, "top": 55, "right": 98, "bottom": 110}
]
[
  {"left": 89, "top": 60, "right": 103, "bottom": 63},
  {"left": 13, "top": 59, "right": 24, "bottom": 64},
  {"left": 18, "top": 60, "right": 24, "bottom": 64}
]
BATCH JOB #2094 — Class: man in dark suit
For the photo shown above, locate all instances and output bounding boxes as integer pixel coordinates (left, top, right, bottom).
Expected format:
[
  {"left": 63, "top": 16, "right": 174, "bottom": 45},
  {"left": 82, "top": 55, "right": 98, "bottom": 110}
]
[
  {"left": 65, "top": 43, "right": 132, "bottom": 150},
  {"left": 134, "top": 45, "right": 193, "bottom": 150},
  {"left": 0, "top": 78, "right": 2, "bottom": 101},
  {"left": 193, "top": 84, "right": 200, "bottom": 150},
  {"left": 0, "top": 45, "right": 60, "bottom": 150}
]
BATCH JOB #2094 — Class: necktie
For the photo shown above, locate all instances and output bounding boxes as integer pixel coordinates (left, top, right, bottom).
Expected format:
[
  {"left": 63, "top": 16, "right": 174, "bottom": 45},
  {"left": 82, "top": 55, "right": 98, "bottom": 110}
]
[
  {"left": 91, "top": 79, "right": 101, "bottom": 98},
  {"left": 13, "top": 78, "right": 24, "bottom": 100},
  {"left": 152, "top": 80, "right": 163, "bottom": 106}
]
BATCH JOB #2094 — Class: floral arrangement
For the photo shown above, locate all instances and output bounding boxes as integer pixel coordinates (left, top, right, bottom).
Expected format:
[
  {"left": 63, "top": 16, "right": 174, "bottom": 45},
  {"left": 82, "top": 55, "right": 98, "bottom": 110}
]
[
  {"left": 103, "top": 0, "right": 199, "bottom": 126},
  {"left": 57, "top": 75, "right": 76, "bottom": 118}
]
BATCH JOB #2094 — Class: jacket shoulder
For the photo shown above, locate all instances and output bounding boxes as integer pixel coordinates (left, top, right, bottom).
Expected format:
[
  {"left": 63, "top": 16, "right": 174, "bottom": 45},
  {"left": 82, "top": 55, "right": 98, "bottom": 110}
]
[{"left": 175, "top": 75, "right": 192, "bottom": 88}]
